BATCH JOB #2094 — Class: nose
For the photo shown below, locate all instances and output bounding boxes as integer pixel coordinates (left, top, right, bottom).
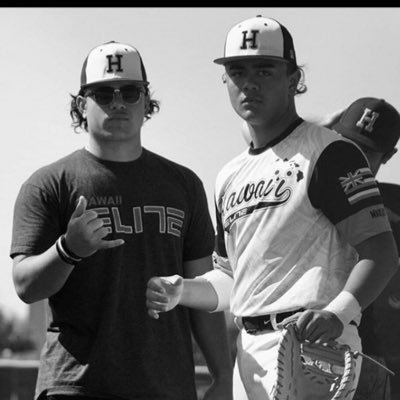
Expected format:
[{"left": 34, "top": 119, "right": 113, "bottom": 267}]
[
  {"left": 242, "top": 78, "right": 259, "bottom": 92},
  {"left": 109, "top": 90, "right": 126, "bottom": 109}
]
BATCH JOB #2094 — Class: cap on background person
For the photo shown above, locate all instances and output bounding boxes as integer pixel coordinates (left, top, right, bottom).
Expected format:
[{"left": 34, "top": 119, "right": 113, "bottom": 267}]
[
  {"left": 332, "top": 97, "right": 400, "bottom": 153},
  {"left": 80, "top": 41, "right": 149, "bottom": 88},
  {"left": 214, "top": 15, "right": 296, "bottom": 65}
]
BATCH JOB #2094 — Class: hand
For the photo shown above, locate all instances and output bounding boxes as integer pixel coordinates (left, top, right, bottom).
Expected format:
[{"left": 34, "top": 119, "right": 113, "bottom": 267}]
[
  {"left": 310, "top": 108, "right": 345, "bottom": 130},
  {"left": 146, "top": 275, "right": 184, "bottom": 319},
  {"left": 295, "top": 309, "right": 344, "bottom": 343},
  {"left": 64, "top": 195, "right": 125, "bottom": 258}
]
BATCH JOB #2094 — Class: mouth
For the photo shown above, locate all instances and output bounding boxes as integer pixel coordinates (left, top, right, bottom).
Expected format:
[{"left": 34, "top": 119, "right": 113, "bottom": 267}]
[
  {"left": 108, "top": 115, "right": 129, "bottom": 121},
  {"left": 242, "top": 97, "right": 262, "bottom": 105}
]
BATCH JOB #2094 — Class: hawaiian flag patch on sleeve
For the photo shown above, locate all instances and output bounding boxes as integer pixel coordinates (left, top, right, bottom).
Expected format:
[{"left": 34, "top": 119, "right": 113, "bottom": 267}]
[{"left": 339, "top": 167, "right": 380, "bottom": 205}]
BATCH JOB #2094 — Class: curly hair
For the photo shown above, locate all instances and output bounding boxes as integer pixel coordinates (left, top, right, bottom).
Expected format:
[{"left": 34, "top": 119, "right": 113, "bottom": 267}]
[
  {"left": 70, "top": 86, "right": 160, "bottom": 133},
  {"left": 287, "top": 63, "right": 307, "bottom": 95}
]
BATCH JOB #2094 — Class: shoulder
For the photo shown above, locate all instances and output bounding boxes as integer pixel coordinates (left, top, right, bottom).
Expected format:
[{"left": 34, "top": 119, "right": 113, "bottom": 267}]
[
  {"left": 312, "top": 139, "right": 369, "bottom": 183},
  {"left": 21, "top": 149, "right": 84, "bottom": 187},
  {"left": 298, "top": 121, "right": 354, "bottom": 152},
  {"left": 144, "top": 149, "right": 205, "bottom": 187},
  {"left": 297, "top": 121, "right": 366, "bottom": 166}
]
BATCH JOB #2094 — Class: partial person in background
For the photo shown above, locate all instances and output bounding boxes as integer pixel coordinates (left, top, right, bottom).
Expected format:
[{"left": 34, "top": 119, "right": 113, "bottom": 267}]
[
  {"left": 146, "top": 15, "right": 399, "bottom": 400},
  {"left": 10, "top": 40, "right": 232, "bottom": 400},
  {"left": 330, "top": 97, "right": 400, "bottom": 400}
]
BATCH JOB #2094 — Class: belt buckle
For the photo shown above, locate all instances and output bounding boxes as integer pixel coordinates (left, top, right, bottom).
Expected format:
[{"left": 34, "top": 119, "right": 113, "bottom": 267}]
[{"left": 270, "top": 313, "right": 279, "bottom": 330}]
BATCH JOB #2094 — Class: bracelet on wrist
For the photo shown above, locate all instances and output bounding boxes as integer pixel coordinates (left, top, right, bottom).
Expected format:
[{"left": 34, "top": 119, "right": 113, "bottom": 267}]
[
  {"left": 60, "top": 234, "right": 83, "bottom": 260},
  {"left": 56, "top": 235, "right": 82, "bottom": 266}
]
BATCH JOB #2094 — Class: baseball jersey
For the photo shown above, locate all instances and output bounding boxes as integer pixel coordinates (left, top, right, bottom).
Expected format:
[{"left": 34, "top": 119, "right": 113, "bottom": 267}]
[
  {"left": 10, "top": 148, "right": 214, "bottom": 400},
  {"left": 214, "top": 119, "right": 391, "bottom": 320}
]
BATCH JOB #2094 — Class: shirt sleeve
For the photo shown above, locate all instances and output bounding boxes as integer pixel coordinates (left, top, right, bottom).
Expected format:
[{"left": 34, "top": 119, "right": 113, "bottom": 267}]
[
  {"left": 308, "top": 140, "right": 391, "bottom": 247},
  {"left": 10, "top": 181, "right": 61, "bottom": 258}
]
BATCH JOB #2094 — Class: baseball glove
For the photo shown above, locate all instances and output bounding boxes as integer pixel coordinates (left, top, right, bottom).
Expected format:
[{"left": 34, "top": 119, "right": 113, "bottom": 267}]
[{"left": 270, "top": 323, "right": 356, "bottom": 400}]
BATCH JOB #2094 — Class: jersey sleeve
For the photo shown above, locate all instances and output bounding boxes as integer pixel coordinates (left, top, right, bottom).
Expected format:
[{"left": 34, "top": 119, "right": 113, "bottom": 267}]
[
  {"left": 308, "top": 140, "right": 391, "bottom": 247},
  {"left": 10, "top": 181, "right": 61, "bottom": 258},
  {"left": 182, "top": 175, "right": 215, "bottom": 261}
]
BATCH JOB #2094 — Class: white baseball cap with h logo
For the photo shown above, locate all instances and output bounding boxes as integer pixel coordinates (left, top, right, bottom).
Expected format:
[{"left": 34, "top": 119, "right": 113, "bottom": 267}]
[
  {"left": 80, "top": 41, "right": 149, "bottom": 88},
  {"left": 214, "top": 15, "right": 296, "bottom": 65}
]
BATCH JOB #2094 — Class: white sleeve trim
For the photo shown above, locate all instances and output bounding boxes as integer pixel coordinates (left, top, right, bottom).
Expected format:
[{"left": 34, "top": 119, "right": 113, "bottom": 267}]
[{"left": 197, "top": 269, "right": 233, "bottom": 312}]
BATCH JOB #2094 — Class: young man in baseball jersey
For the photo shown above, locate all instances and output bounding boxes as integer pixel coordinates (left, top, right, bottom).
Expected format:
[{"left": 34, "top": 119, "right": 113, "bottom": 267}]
[
  {"left": 10, "top": 41, "right": 233, "bottom": 400},
  {"left": 146, "top": 16, "right": 399, "bottom": 400},
  {"left": 330, "top": 97, "right": 400, "bottom": 400}
]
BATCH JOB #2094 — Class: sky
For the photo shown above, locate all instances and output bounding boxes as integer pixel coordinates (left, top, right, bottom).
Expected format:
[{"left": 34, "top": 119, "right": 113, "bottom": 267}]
[{"left": 1, "top": 7, "right": 400, "bottom": 320}]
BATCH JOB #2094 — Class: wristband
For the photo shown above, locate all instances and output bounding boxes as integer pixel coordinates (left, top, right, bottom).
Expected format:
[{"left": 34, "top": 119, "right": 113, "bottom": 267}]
[
  {"left": 60, "top": 234, "right": 83, "bottom": 260},
  {"left": 56, "top": 235, "right": 82, "bottom": 266},
  {"left": 197, "top": 269, "right": 233, "bottom": 312},
  {"left": 324, "top": 290, "right": 361, "bottom": 326}
]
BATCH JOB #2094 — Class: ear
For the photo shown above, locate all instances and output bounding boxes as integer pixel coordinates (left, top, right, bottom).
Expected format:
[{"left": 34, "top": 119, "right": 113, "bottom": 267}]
[
  {"left": 76, "top": 95, "right": 87, "bottom": 118},
  {"left": 288, "top": 69, "right": 301, "bottom": 95},
  {"left": 382, "top": 147, "right": 397, "bottom": 164},
  {"left": 143, "top": 93, "right": 151, "bottom": 114}
]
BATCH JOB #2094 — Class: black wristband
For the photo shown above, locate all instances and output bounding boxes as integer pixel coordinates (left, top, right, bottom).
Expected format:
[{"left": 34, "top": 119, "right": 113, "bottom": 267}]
[
  {"left": 60, "top": 234, "right": 83, "bottom": 261},
  {"left": 55, "top": 235, "right": 83, "bottom": 266},
  {"left": 56, "top": 237, "right": 78, "bottom": 266}
]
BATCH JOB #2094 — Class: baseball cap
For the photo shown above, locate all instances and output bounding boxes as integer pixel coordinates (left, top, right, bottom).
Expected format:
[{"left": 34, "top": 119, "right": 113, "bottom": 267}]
[
  {"left": 214, "top": 15, "right": 296, "bottom": 65},
  {"left": 332, "top": 97, "right": 400, "bottom": 153},
  {"left": 80, "top": 41, "right": 149, "bottom": 88}
]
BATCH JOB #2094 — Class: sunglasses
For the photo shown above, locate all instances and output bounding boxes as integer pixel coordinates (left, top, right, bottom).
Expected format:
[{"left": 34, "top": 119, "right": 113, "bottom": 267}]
[{"left": 85, "top": 85, "right": 145, "bottom": 106}]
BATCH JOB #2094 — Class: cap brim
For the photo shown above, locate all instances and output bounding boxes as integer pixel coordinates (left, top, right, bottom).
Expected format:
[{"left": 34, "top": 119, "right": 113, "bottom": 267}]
[
  {"left": 213, "top": 55, "right": 291, "bottom": 65},
  {"left": 81, "top": 78, "right": 149, "bottom": 88}
]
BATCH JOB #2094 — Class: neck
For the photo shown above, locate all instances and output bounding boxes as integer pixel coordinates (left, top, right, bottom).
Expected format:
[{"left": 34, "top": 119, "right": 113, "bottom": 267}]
[
  {"left": 249, "top": 108, "right": 300, "bottom": 149},
  {"left": 86, "top": 137, "right": 143, "bottom": 162}
]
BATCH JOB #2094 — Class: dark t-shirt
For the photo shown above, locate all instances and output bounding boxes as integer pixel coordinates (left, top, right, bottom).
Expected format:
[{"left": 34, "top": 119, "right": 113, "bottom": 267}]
[
  {"left": 357, "top": 182, "right": 400, "bottom": 357},
  {"left": 10, "top": 148, "right": 215, "bottom": 400}
]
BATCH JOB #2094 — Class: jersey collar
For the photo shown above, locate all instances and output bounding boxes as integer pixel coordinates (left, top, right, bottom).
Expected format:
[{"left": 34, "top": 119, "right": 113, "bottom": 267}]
[{"left": 248, "top": 118, "right": 304, "bottom": 155}]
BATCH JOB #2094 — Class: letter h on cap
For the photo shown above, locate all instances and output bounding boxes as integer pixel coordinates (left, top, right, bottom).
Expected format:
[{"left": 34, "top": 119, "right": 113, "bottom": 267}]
[
  {"left": 241, "top": 30, "right": 259, "bottom": 49},
  {"left": 356, "top": 108, "right": 380, "bottom": 133},
  {"left": 106, "top": 54, "right": 123, "bottom": 73}
]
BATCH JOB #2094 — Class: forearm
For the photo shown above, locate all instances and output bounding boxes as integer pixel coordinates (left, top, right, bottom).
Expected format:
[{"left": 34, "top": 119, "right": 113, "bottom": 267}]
[
  {"left": 345, "top": 232, "right": 399, "bottom": 309},
  {"left": 180, "top": 278, "right": 219, "bottom": 311},
  {"left": 190, "top": 309, "right": 233, "bottom": 381},
  {"left": 344, "top": 261, "right": 390, "bottom": 310},
  {"left": 12, "top": 243, "right": 75, "bottom": 303},
  {"left": 321, "top": 232, "right": 398, "bottom": 328}
]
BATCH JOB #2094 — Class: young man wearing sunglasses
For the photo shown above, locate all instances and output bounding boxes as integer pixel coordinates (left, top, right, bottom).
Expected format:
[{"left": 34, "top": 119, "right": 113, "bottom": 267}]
[{"left": 10, "top": 41, "right": 233, "bottom": 400}]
